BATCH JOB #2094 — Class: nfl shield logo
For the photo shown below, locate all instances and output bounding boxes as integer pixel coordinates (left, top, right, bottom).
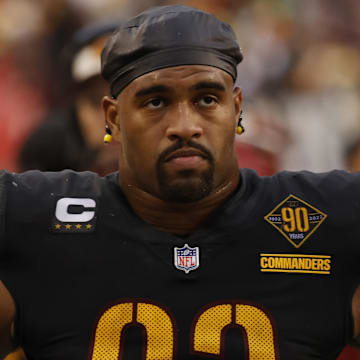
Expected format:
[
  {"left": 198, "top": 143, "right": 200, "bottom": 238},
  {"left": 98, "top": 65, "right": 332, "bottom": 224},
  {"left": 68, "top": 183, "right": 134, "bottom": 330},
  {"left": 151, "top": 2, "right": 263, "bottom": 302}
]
[{"left": 174, "top": 244, "right": 199, "bottom": 273}]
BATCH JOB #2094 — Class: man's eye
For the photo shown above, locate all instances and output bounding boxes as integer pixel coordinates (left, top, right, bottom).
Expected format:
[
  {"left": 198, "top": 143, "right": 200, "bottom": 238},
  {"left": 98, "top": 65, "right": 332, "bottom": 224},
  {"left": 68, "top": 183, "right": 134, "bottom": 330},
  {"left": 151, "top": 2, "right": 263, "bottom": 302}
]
[
  {"left": 145, "top": 98, "right": 164, "bottom": 109},
  {"left": 198, "top": 96, "right": 217, "bottom": 107}
]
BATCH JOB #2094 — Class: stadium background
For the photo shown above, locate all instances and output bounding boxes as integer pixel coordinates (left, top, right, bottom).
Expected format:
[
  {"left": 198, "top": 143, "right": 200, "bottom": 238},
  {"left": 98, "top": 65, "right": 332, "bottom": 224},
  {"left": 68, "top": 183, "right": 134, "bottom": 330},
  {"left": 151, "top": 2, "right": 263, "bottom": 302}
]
[{"left": 1, "top": 0, "right": 360, "bottom": 359}]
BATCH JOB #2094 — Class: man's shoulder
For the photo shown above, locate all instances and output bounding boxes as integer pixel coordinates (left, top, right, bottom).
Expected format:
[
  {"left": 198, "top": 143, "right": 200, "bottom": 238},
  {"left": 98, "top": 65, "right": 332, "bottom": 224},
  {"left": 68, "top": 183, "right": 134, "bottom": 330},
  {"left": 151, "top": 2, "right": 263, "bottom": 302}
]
[
  {"left": 269, "top": 169, "right": 359, "bottom": 197},
  {"left": 247, "top": 168, "right": 359, "bottom": 193},
  {"left": 0, "top": 170, "right": 106, "bottom": 219},
  {"left": 240, "top": 168, "right": 355, "bottom": 194},
  {"left": 239, "top": 168, "right": 360, "bottom": 219},
  {"left": 260, "top": 169, "right": 360, "bottom": 224},
  {"left": 0, "top": 170, "right": 113, "bottom": 239},
  {"left": 1, "top": 169, "right": 103, "bottom": 197}
]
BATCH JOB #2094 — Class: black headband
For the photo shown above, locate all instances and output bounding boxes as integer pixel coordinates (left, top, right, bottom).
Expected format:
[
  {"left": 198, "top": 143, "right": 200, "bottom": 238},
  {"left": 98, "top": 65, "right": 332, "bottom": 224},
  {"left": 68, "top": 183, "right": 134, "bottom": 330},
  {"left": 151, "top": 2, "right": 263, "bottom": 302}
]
[{"left": 101, "top": 5, "right": 243, "bottom": 97}]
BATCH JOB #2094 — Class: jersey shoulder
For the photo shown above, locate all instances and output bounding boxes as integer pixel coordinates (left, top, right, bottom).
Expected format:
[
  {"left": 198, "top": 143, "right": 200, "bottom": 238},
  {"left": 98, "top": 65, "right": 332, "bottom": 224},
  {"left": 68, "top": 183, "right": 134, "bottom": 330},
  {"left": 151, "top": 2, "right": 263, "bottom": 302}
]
[
  {"left": 262, "top": 169, "right": 360, "bottom": 224},
  {"left": 0, "top": 169, "right": 105, "bottom": 236},
  {"left": 5, "top": 169, "right": 102, "bottom": 196},
  {"left": 268, "top": 169, "right": 360, "bottom": 201},
  {"left": 236, "top": 169, "right": 360, "bottom": 224}
]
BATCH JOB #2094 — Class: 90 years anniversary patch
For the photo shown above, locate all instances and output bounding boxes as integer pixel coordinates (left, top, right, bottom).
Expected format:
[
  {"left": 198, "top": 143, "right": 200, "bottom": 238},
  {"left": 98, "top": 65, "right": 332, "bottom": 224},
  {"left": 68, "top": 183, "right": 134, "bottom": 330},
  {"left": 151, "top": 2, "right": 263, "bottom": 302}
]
[{"left": 264, "top": 194, "right": 327, "bottom": 248}]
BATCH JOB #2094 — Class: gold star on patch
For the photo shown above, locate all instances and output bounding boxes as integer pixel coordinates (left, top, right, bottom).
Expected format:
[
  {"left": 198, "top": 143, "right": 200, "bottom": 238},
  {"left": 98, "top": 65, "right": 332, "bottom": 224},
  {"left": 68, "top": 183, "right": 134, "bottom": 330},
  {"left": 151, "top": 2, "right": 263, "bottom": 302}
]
[
  {"left": 65, "top": 224, "right": 72, "bottom": 230},
  {"left": 55, "top": 224, "right": 61, "bottom": 230},
  {"left": 75, "top": 224, "right": 82, "bottom": 229},
  {"left": 86, "top": 224, "right": 92, "bottom": 229},
  {"left": 264, "top": 194, "right": 327, "bottom": 248}
]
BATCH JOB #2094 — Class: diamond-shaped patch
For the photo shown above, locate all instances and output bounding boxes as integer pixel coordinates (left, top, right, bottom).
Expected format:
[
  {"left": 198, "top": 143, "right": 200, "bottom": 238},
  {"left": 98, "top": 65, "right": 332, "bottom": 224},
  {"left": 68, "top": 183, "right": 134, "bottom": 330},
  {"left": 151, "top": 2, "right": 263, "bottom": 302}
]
[{"left": 264, "top": 194, "right": 327, "bottom": 248}]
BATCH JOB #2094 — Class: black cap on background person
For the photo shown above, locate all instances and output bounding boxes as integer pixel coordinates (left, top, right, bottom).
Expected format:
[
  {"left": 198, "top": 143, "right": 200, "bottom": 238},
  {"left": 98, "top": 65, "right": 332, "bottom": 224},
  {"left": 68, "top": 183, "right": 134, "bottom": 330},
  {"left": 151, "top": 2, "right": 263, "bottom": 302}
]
[{"left": 18, "top": 21, "right": 119, "bottom": 175}]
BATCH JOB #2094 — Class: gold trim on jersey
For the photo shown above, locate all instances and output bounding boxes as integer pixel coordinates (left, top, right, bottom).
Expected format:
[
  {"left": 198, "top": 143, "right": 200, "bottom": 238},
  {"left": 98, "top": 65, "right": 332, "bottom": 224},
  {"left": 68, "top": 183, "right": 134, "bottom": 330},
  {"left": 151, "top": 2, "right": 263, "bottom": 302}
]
[{"left": 260, "top": 253, "right": 331, "bottom": 274}]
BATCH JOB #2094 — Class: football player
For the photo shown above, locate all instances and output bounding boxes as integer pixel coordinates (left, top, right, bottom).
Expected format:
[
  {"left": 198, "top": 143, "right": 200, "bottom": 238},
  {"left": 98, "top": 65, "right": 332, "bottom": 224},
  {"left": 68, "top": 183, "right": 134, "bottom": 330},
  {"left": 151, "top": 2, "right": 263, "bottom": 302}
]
[{"left": 0, "top": 5, "right": 359, "bottom": 359}]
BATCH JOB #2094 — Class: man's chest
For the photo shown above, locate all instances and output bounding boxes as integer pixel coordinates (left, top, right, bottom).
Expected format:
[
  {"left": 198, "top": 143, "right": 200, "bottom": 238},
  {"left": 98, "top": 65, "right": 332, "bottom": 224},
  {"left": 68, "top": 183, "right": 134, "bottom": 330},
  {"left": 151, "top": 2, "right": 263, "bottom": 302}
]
[{"left": 18, "top": 224, "right": 353, "bottom": 360}]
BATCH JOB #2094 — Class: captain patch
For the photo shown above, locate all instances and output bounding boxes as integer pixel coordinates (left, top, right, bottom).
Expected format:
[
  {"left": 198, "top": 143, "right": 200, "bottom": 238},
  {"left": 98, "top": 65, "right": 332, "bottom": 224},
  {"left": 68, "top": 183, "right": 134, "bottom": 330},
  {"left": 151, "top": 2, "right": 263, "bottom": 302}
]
[
  {"left": 50, "top": 197, "right": 97, "bottom": 233},
  {"left": 264, "top": 194, "right": 327, "bottom": 248}
]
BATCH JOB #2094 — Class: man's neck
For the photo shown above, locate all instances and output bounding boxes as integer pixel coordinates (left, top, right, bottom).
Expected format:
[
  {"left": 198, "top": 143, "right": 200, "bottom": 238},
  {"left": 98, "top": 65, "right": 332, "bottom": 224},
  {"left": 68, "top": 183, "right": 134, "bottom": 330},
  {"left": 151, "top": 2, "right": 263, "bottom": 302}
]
[{"left": 120, "top": 173, "right": 239, "bottom": 235}]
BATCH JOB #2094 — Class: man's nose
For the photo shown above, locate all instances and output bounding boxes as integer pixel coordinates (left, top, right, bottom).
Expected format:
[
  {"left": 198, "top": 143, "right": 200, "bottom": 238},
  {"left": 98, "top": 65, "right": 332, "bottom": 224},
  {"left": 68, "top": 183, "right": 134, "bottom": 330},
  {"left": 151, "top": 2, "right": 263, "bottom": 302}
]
[{"left": 165, "top": 102, "right": 203, "bottom": 142}]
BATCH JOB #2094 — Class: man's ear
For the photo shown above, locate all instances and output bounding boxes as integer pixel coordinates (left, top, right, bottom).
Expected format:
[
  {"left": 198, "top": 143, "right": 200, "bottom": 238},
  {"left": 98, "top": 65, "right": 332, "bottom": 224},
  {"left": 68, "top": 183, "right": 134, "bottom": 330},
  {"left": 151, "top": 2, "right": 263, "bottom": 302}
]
[
  {"left": 102, "top": 96, "right": 121, "bottom": 141},
  {"left": 233, "top": 87, "right": 243, "bottom": 124}
]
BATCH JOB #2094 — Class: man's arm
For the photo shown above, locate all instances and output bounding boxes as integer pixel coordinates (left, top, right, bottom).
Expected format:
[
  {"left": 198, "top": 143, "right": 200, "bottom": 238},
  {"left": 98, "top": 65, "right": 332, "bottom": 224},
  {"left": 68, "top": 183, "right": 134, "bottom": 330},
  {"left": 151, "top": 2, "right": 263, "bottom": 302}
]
[
  {"left": 4, "top": 349, "right": 26, "bottom": 360},
  {"left": 351, "top": 285, "right": 360, "bottom": 346},
  {"left": 0, "top": 280, "right": 16, "bottom": 358}
]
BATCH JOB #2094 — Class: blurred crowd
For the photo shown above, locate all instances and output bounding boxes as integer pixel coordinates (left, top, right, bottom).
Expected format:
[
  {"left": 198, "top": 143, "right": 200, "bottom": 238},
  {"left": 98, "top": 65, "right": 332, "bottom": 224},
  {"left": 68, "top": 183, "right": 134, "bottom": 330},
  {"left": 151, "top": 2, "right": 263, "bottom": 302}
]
[
  {"left": 1, "top": 0, "right": 360, "bottom": 359},
  {"left": 2, "top": 0, "right": 360, "bottom": 175}
]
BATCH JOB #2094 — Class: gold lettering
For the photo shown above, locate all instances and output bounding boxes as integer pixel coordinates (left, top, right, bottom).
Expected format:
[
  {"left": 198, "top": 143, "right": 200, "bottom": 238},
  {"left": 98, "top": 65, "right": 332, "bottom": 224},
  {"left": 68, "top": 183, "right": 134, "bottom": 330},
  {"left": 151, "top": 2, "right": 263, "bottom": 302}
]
[
  {"left": 311, "top": 259, "right": 318, "bottom": 270},
  {"left": 291, "top": 258, "right": 299, "bottom": 269},
  {"left": 304, "top": 259, "right": 312, "bottom": 269},
  {"left": 317, "top": 259, "right": 324, "bottom": 270},
  {"left": 283, "top": 258, "right": 292, "bottom": 269},
  {"left": 260, "top": 255, "right": 331, "bottom": 273},
  {"left": 323, "top": 259, "right": 331, "bottom": 271},
  {"left": 274, "top": 257, "right": 282, "bottom": 268}
]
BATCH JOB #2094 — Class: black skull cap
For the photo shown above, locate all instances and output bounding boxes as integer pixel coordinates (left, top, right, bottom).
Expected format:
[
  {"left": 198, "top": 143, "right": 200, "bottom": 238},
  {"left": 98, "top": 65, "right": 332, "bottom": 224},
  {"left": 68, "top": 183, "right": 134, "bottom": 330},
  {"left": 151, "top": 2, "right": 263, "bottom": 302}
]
[{"left": 101, "top": 5, "right": 243, "bottom": 97}]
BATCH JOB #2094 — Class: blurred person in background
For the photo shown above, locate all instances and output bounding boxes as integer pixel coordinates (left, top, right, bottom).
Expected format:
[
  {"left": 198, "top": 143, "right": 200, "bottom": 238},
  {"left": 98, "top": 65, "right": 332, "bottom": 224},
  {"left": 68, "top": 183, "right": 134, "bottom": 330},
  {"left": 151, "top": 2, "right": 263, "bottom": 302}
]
[
  {"left": 18, "top": 22, "right": 119, "bottom": 176},
  {"left": 0, "top": 0, "right": 81, "bottom": 171},
  {"left": 235, "top": 96, "right": 290, "bottom": 175},
  {"left": 344, "top": 137, "right": 360, "bottom": 173}
]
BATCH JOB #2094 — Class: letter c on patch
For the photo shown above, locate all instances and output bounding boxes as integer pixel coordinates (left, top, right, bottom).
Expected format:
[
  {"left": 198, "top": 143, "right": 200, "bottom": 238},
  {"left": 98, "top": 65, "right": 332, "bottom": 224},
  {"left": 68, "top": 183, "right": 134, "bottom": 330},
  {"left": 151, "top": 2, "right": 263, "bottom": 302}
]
[{"left": 55, "top": 198, "right": 96, "bottom": 222}]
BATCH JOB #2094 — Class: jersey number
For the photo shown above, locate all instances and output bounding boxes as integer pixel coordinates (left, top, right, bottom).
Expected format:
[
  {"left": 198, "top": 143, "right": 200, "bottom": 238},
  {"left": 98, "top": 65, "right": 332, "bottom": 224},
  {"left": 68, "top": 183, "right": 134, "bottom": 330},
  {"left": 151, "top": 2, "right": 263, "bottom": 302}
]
[{"left": 89, "top": 301, "right": 278, "bottom": 359}]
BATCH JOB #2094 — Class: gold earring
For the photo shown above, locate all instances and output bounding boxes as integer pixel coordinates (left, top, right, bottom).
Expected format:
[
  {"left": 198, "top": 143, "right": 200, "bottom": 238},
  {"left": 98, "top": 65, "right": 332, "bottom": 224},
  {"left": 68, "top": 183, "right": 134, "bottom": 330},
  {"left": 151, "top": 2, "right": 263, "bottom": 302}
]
[
  {"left": 104, "top": 126, "right": 112, "bottom": 144},
  {"left": 236, "top": 110, "right": 245, "bottom": 135}
]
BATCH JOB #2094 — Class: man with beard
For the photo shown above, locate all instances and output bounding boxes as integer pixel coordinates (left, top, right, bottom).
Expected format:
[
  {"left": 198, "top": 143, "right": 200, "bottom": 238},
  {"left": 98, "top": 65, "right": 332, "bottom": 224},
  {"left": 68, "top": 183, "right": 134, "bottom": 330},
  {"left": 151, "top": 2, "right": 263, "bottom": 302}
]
[{"left": 0, "top": 4, "right": 360, "bottom": 360}]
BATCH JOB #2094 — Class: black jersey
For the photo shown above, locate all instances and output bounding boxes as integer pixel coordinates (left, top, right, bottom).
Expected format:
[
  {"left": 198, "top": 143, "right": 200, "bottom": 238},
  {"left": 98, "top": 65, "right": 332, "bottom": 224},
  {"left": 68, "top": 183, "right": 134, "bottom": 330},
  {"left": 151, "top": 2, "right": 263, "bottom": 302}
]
[{"left": 0, "top": 168, "right": 359, "bottom": 360}]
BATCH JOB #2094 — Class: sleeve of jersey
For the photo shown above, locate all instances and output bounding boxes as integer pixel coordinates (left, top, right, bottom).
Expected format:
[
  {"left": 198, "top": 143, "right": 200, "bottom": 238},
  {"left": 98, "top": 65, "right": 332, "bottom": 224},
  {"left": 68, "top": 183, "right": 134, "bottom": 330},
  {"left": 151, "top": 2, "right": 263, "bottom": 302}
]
[
  {"left": 276, "top": 170, "right": 360, "bottom": 224},
  {"left": 271, "top": 170, "right": 360, "bottom": 272},
  {"left": 0, "top": 169, "right": 102, "bottom": 297}
]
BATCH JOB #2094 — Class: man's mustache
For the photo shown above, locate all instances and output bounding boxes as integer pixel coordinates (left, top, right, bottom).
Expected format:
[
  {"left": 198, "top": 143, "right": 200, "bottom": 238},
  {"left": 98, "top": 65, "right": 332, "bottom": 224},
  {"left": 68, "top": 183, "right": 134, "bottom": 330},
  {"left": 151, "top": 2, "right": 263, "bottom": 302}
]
[{"left": 157, "top": 140, "right": 214, "bottom": 164}]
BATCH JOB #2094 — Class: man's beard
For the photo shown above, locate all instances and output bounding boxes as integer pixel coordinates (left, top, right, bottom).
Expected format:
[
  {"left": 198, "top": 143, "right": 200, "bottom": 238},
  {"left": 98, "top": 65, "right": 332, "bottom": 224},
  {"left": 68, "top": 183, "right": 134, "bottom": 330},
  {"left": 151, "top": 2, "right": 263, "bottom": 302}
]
[{"left": 156, "top": 141, "right": 214, "bottom": 203}]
